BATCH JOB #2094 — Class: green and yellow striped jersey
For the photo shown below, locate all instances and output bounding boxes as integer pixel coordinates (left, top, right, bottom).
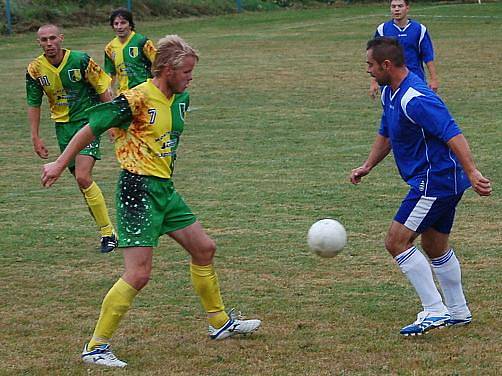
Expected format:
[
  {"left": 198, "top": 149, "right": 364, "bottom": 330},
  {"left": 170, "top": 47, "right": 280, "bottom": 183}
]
[
  {"left": 87, "top": 79, "right": 189, "bottom": 179},
  {"left": 26, "top": 49, "right": 111, "bottom": 123},
  {"left": 104, "top": 32, "right": 156, "bottom": 94}
]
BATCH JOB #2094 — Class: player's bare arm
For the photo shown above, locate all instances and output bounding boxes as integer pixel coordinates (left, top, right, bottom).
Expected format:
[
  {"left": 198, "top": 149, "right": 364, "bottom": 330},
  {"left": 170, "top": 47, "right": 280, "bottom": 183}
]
[
  {"left": 350, "top": 134, "right": 391, "bottom": 184},
  {"left": 28, "top": 106, "right": 49, "bottom": 159},
  {"left": 42, "top": 125, "right": 96, "bottom": 187},
  {"left": 426, "top": 61, "right": 439, "bottom": 92},
  {"left": 447, "top": 134, "right": 492, "bottom": 196}
]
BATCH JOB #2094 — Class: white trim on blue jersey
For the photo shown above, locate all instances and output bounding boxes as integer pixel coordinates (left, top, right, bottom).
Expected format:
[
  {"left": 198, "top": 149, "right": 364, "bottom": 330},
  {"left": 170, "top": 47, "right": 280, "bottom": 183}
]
[
  {"left": 373, "top": 19, "right": 434, "bottom": 81},
  {"left": 400, "top": 87, "right": 424, "bottom": 124},
  {"left": 378, "top": 72, "right": 470, "bottom": 197},
  {"left": 419, "top": 24, "right": 427, "bottom": 55},
  {"left": 376, "top": 23, "right": 385, "bottom": 36}
]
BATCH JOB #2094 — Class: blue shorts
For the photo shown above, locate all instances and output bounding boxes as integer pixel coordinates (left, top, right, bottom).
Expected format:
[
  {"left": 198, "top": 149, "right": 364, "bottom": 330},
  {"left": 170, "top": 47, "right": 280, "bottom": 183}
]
[{"left": 394, "top": 189, "right": 463, "bottom": 234}]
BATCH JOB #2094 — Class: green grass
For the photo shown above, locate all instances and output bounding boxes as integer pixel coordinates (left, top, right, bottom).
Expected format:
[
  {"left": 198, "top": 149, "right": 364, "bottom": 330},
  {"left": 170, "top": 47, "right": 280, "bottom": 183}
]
[{"left": 1, "top": 3, "right": 501, "bottom": 375}]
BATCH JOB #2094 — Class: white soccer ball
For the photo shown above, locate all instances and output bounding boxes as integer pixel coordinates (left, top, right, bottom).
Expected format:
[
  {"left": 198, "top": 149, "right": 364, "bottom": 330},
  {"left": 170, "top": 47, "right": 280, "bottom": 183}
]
[{"left": 307, "top": 218, "right": 347, "bottom": 258}]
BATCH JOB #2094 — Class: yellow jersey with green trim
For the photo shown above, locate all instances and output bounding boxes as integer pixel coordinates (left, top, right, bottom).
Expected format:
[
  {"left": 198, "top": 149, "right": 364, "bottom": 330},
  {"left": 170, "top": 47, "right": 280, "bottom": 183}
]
[
  {"left": 87, "top": 79, "right": 189, "bottom": 179},
  {"left": 26, "top": 49, "right": 111, "bottom": 123},
  {"left": 104, "top": 31, "right": 156, "bottom": 94}
]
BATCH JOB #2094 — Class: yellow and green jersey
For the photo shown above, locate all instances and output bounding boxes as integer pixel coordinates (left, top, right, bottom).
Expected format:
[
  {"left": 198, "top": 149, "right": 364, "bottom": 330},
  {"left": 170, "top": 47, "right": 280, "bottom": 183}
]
[
  {"left": 26, "top": 49, "right": 111, "bottom": 123},
  {"left": 104, "top": 32, "right": 156, "bottom": 94},
  {"left": 87, "top": 79, "right": 189, "bottom": 179}
]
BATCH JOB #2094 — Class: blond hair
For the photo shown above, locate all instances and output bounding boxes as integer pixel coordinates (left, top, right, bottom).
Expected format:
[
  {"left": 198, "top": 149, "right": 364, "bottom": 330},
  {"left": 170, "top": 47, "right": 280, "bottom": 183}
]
[{"left": 152, "top": 35, "right": 199, "bottom": 77}]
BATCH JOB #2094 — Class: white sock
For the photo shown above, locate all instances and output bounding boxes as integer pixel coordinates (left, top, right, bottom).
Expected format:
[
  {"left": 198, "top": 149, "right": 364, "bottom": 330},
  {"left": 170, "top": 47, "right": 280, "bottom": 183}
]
[
  {"left": 395, "top": 246, "right": 446, "bottom": 313},
  {"left": 431, "top": 249, "right": 471, "bottom": 318}
]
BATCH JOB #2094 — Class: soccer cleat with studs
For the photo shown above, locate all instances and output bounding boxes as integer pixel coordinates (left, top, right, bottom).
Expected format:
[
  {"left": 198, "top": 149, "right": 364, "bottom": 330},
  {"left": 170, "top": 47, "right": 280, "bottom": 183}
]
[
  {"left": 209, "top": 309, "right": 261, "bottom": 340},
  {"left": 81, "top": 343, "right": 127, "bottom": 368},
  {"left": 400, "top": 310, "right": 450, "bottom": 336},
  {"left": 100, "top": 233, "right": 117, "bottom": 253},
  {"left": 446, "top": 315, "right": 472, "bottom": 327}
]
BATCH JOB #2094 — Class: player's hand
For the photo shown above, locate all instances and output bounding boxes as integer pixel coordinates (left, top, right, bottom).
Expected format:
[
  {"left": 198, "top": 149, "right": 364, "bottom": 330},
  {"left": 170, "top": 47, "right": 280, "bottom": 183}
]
[
  {"left": 41, "top": 161, "right": 64, "bottom": 188},
  {"left": 468, "top": 170, "right": 492, "bottom": 196},
  {"left": 369, "top": 80, "right": 379, "bottom": 100},
  {"left": 349, "top": 166, "right": 371, "bottom": 185},
  {"left": 429, "top": 78, "right": 439, "bottom": 92},
  {"left": 33, "top": 137, "right": 49, "bottom": 159}
]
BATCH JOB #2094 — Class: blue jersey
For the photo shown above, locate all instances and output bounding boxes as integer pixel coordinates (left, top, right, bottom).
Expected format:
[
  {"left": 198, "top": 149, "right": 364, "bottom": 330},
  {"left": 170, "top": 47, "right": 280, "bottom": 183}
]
[
  {"left": 378, "top": 72, "right": 470, "bottom": 197},
  {"left": 375, "top": 19, "right": 434, "bottom": 81}
]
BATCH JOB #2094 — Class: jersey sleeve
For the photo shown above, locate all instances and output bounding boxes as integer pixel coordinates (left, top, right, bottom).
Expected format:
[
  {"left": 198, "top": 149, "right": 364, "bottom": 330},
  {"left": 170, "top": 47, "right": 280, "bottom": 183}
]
[
  {"left": 378, "top": 113, "right": 389, "bottom": 138},
  {"left": 142, "top": 39, "right": 157, "bottom": 64},
  {"left": 419, "top": 27, "right": 435, "bottom": 64},
  {"left": 83, "top": 55, "right": 112, "bottom": 95},
  {"left": 26, "top": 71, "right": 44, "bottom": 107},
  {"left": 104, "top": 48, "right": 116, "bottom": 76},
  {"left": 406, "top": 96, "right": 462, "bottom": 142},
  {"left": 87, "top": 95, "right": 133, "bottom": 136},
  {"left": 378, "top": 87, "right": 389, "bottom": 137},
  {"left": 375, "top": 23, "right": 385, "bottom": 38}
]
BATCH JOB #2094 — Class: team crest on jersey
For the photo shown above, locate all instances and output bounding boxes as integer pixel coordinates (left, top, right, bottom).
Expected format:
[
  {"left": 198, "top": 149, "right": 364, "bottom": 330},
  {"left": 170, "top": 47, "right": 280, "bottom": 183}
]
[
  {"left": 179, "top": 103, "right": 187, "bottom": 121},
  {"left": 68, "top": 69, "right": 82, "bottom": 82},
  {"left": 129, "top": 47, "right": 139, "bottom": 58}
]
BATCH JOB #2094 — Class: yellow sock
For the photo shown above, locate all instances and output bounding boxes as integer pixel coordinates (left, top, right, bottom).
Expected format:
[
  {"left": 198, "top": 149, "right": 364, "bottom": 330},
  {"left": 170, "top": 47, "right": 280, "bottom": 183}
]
[
  {"left": 190, "top": 263, "right": 228, "bottom": 328},
  {"left": 208, "top": 311, "right": 229, "bottom": 329},
  {"left": 88, "top": 278, "right": 138, "bottom": 350},
  {"left": 82, "top": 181, "right": 113, "bottom": 237}
]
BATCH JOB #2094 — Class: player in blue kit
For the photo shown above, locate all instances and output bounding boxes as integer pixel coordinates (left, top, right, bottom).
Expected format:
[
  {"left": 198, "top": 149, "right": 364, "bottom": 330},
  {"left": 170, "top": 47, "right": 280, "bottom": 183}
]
[
  {"left": 369, "top": 0, "right": 438, "bottom": 98},
  {"left": 351, "top": 37, "right": 491, "bottom": 336}
]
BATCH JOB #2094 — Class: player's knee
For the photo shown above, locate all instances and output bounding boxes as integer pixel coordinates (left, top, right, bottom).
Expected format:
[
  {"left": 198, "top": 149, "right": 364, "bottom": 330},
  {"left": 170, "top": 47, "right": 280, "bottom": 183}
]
[
  {"left": 131, "top": 272, "right": 151, "bottom": 290},
  {"left": 384, "top": 233, "right": 414, "bottom": 256},
  {"left": 194, "top": 238, "right": 216, "bottom": 264},
  {"left": 203, "top": 238, "right": 217, "bottom": 258},
  {"left": 384, "top": 234, "right": 400, "bottom": 254},
  {"left": 124, "top": 268, "right": 151, "bottom": 290},
  {"left": 75, "top": 174, "right": 93, "bottom": 190}
]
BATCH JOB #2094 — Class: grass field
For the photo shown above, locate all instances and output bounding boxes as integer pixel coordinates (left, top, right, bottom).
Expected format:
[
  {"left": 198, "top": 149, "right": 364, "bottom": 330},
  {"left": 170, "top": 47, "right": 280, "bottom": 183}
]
[{"left": 1, "top": 2, "right": 501, "bottom": 375}]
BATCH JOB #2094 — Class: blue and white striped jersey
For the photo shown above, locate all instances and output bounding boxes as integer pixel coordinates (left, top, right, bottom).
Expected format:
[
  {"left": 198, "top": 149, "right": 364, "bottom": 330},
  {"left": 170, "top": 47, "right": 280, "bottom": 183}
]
[
  {"left": 378, "top": 72, "right": 471, "bottom": 197},
  {"left": 375, "top": 19, "right": 434, "bottom": 81}
]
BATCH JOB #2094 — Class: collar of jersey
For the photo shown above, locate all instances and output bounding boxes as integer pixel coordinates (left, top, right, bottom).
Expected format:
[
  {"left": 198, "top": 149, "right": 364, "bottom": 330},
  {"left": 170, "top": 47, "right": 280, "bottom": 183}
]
[
  {"left": 145, "top": 78, "right": 176, "bottom": 107},
  {"left": 117, "top": 31, "right": 136, "bottom": 47},
  {"left": 41, "top": 49, "right": 71, "bottom": 73},
  {"left": 392, "top": 19, "right": 411, "bottom": 32},
  {"left": 389, "top": 72, "right": 412, "bottom": 100}
]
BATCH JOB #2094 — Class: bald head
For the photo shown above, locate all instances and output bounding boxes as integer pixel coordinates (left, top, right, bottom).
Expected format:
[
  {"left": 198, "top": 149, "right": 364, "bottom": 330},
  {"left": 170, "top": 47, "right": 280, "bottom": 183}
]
[
  {"left": 36, "top": 24, "right": 64, "bottom": 62},
  {"left": 37, "top": 24, "right": 61, "bottom": 37}
]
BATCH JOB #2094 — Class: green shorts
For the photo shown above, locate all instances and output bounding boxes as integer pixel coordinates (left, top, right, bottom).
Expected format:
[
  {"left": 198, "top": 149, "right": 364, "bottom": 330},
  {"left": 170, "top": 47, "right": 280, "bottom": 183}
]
[
  {"left": 55, "top": 120, "right": 101, "bottom": 169},
  {"left": 116, "top": 170, "right": 197, "bottom": 248}
]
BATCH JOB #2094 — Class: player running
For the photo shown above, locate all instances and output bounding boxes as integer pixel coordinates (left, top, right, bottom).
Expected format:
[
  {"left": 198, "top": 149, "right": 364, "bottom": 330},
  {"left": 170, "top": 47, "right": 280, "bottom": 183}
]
[{"left": 26, "top": 24, "right": 117, "bottom": 253}]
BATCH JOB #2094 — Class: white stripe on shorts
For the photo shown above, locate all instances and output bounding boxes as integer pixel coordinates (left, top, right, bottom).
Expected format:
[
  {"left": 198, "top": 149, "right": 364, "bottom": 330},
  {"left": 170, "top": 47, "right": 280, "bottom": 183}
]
[{"left": 404, "top": 196, "right": 437, "bottom": 231}]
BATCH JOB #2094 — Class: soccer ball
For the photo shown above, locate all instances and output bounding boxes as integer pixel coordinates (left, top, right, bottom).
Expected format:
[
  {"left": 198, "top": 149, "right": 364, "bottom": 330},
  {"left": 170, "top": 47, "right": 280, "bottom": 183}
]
[{"left": 307, "top": 218, "right": 347, "bottom": 258}]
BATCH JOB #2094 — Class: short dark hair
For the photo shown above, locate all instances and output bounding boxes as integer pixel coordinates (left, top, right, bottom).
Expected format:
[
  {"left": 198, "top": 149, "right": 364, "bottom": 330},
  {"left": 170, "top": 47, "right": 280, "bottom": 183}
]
[
  {"left": 109, "top": 8, "right": 135, "bottom": 30},
  {"left": 366, "top": 37, "right": 405, "bottom": 67},
  {"left": 390, "top": 0, "right": 410, "bottom": 5}
]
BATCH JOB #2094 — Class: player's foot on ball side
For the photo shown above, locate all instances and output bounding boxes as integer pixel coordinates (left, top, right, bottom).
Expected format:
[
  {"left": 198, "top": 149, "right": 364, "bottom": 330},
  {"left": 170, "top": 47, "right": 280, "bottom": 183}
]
[
  {"left": 100, "top": 233, "right": 117, "bottom": 253},
  {"left": 446, "top": 315, "right": 472, "bottom": 327},
  {"left": 400, "top": 310, "right": 450, "bottom": 337},
  {"left": 81, "top": 343, "right": 127, "bottom": 368},
  {"left": 209, "top": 309, "right": 261, "bottom": 340}
]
